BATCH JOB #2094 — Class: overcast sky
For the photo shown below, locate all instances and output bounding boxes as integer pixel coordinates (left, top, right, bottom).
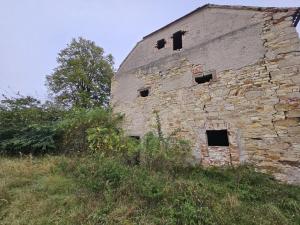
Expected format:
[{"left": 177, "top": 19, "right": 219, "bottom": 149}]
[{"left": 0, "top": 0, "right": 299, "bottom": 100}]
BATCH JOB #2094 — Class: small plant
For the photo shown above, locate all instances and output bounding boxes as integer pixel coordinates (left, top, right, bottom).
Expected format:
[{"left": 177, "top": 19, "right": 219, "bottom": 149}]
[
  {"left": 138, "top": 132, "right": 191, "bottom": 171},
  {"left": 154, "top": 110, "right": 163, "bottom": 140},
  {"left": 138, "top": 111, "right": 192, "bottom": 171}
]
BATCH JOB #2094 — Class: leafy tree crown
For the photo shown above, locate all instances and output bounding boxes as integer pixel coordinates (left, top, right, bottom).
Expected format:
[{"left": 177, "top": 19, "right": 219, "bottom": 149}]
[{"left": 46, "top": 37, "right": 114, "bottom": 108}]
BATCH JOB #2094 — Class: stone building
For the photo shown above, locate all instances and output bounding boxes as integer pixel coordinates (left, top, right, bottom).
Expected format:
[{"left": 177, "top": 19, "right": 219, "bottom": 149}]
[{"left": 111, "top": 4, "right": 300, "bottom": 184}]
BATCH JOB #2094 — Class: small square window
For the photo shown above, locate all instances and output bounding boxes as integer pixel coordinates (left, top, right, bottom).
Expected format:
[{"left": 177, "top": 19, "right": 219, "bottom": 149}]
[
  {"left": 156, "top": 39, "right": 166, "bottom": 49},
  {"left": 130, "top": 136, "right": 140, "bottom": 141},
  {"left": 139, "top": 89, "right": 149, "bottom": 97},
  {"left": 195, "top": 74, "right": 213, "bottom": 84},
  {"left": 206, "top": 130, "right": 229, "bottom": 146}
]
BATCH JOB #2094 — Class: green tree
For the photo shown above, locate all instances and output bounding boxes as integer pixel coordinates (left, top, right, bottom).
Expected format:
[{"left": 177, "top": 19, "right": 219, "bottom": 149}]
[{"left": 46, "top": 37, "right": 114, "bottom": 108}]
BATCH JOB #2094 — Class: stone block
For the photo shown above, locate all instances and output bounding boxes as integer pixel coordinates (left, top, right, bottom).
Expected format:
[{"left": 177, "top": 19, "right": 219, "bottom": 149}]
[{"left": 286, "top": 110, "right": 300, "bottom": 118}]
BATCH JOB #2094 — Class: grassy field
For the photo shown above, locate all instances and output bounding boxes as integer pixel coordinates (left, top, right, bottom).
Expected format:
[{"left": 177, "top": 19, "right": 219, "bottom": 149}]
[{"left": 0, "top": 155, "right": 299, "bottom": 225}]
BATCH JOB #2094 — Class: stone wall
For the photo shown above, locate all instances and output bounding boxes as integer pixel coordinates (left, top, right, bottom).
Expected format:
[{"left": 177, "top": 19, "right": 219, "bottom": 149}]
[{"left": 111, "top": 7, "right": 300, "bottom": 184}]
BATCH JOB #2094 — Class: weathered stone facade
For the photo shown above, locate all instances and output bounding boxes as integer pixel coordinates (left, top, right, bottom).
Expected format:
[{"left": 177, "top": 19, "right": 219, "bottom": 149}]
[{"left": 111, "top": 4, "right": 300, "bottom": 184}]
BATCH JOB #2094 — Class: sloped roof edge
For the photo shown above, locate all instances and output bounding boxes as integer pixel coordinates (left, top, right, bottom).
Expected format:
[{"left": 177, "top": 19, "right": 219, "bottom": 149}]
[
  {"left": 117, "top": 4, "right": 299, "bottom": 72},
  {"left": 117, "top": 41, "right": 141, "bottom": 74},
  {"left": 143, "top": 4, "right": 299, "bottom": 39}
]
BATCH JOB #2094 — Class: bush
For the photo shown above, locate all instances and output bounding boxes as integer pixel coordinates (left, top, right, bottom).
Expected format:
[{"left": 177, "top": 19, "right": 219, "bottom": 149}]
[
  {"left": 0, "top": 94, "right": 134, "bottom": 156},
  {"left": 87, "top": 127, "right": 140, "bottom": 163},
  {"left": 0, "top": 95, "right": 64, "bottom": 155},
  {"left": 59, "top": 107, "right": 123, "bottom": 154},
  {"left": 87, "top": 129, "right": 191, "bottom": 171},
  {"left": 0, "top": 124, "right": 59, "bottom": 155}
]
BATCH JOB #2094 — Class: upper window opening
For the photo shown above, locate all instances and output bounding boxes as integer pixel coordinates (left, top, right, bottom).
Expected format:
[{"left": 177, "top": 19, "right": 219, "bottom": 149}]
[
  {"left": 172, "top": 31, "right": 185, "bottom": 50},
  {"left": 206, "top": 130, "right": 229, "bottom": 147},
  {"left": 139, "top": 89, "right": 149, "bottom": 97},
  {"left": 294, "top": 10, "right": 300, "bottom": 36},
  {"left": 156, "top": 39, "right": 166, "bottom": 49},
  {"left": 292, "top": 10, "right": 300, "bottom": 27},
  {"left": 195, "top": 74, "right": 213, "bottom": 84}
]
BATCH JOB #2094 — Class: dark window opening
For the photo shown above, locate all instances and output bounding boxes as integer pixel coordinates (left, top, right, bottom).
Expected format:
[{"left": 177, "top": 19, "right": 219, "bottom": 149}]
[
  {"left": 292, "top": 10, "right": 300, "bottom": 27},
  {"left": 139, "top": 89, "right": 149, "bottom": 97},
  {"left": 130, "top": 136, "right": 140, "bottom": 141},
  {"left": 156, "top": 39, "right": 166, "bottom": 49},
  {"left": 206, "top": 130, "right": 229, "bottom": 146},
  {"left": 172, "top": 31, "right": 185, "bottom": 50},
  {"left": 195, "top": 74, "right": 213, "bottom": 84}
]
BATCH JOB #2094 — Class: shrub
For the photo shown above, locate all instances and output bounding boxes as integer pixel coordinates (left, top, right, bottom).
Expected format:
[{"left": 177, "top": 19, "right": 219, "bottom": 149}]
[
  {"left": 0, "top": 95, "right": 132, "bottom": 156},
  {"left": 59, "top": 107, "right": 123, "bottom": 154},
  {"left": 140, "top": 132, "right": 192, "bottom": 171},
  {"left": 87, "top": 127, "right": 139, "bottom": 160},
  {"left": 0, "top": 95, "right": 64, "bottom": 155},
  {"left": 0, "top": 124, "right": 59, "bottom": 155}
]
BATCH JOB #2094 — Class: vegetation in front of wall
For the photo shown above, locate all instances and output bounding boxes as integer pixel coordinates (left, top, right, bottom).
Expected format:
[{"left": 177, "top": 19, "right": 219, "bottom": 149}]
[
  {"left": 1, "top": 107, "right": 299, "bottom": 224},
  {"left": 1, "top": 153, "right": 299, "bottom": 225},
  {"left": 0, "top": 95, "right": 122, "bottom": 156},
  {"left": 1, "top": 93, "right": 299, "bottom": 224}
]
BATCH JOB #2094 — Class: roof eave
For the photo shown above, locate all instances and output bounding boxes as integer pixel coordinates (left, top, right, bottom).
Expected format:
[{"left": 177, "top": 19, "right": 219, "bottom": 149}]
[{"left": 143, "top": 4, "right": 300, "bottom": 40}]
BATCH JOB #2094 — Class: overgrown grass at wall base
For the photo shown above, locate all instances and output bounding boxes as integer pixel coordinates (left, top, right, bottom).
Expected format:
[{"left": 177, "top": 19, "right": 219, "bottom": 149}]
[
  {"left": 56, "top": 155, "right": 300, "bottom": 225},
  {"left": 1, "top": 154, "right": 299, "bottom": 224}
]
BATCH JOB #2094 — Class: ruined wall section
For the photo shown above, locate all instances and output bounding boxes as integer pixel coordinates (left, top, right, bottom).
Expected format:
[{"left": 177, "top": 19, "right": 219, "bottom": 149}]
[
  {"left": 111, "top": 8, "right": 300, "bottom": 184},
  {"left": 259, "top": 9, "right": 300, "bottom": 183}
]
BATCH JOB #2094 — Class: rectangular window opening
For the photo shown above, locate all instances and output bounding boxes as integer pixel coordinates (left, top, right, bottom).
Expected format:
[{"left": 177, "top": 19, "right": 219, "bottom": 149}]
[
  {"left": 156, "top": 39, "right": 166, "bottom": 49},
  {"left": 172, "top": 31, "right": 185, "bottom": 50},
  {"left": 195, "top": 74, "right": 213, "bottom": 84},
  {"left": 130, "top": 136, "right": 140, "bottom": 141},
  {"left": 206, "top": 130, "right": 229, "bottom": 147},
  {"left": 139, "top": 89, "right": 149, "bottom": 97}
]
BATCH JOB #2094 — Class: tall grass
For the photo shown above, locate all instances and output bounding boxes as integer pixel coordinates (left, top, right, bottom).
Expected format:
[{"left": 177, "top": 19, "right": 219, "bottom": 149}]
[
  {"left": 60, "top": 154, "right": 300, "bottom": 225},
  {"left": 1, "top": 155, "right": 299, "bottom": 225}
]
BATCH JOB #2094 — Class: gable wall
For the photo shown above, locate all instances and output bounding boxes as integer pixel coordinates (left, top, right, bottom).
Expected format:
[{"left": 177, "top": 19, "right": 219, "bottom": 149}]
[
  {"left": 119, "top": 8, "right": 265, "bottom": 73},
  {"left": 111, "top": 7, "right": 300, "bottom": 184}
]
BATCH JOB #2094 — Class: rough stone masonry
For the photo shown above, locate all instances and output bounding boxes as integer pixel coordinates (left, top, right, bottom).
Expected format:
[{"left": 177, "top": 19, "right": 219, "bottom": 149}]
[{"left": 111, "top": 4, "right": 300, "bottom": 184}]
